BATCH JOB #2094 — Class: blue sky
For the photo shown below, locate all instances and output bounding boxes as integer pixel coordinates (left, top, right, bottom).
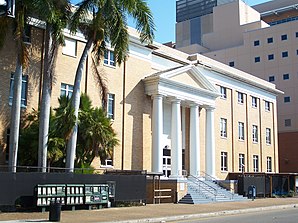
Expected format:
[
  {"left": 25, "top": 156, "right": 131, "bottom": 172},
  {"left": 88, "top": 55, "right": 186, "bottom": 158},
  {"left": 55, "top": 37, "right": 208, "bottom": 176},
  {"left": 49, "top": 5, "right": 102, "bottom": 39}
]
[{"left": 71, "top": 0, "right": 270, "bottom": 43}]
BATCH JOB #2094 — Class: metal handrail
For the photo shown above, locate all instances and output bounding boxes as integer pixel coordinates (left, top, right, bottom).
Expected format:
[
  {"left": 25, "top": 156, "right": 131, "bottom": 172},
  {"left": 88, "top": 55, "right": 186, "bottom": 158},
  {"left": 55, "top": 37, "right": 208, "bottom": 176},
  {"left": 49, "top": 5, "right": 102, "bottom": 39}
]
[
  {"left": 200, "top": 171, "right": 235, "bottom": 199},
  {"left": 189, "top": 174, "right": 218, "bottom": 201}
]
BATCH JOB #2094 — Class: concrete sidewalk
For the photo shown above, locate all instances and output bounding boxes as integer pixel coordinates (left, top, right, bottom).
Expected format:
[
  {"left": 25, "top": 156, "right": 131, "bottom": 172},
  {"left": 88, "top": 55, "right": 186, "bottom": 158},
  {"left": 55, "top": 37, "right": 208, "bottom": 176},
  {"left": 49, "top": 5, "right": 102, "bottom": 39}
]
[{"left": 0, "top": 198, "right": 298, "bottom": 223}]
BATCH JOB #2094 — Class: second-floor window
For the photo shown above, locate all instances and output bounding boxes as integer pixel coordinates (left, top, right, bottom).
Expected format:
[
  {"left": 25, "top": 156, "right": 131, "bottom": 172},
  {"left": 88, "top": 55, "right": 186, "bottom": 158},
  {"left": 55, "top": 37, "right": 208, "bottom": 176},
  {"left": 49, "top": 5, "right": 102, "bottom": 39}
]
[
  {"left": 252, "top": 125, "right": 258, "bottom": 143},
  {"left": 266, "top": 128, "right": 271, "bottom": 144},
  {"left": 9, "top": 73, "right": 28, "bottom": 107},
  {"left": 220, "top": 118, "right": 227, "bottom": 138},
  {"left": 104, "top": 50, "right": 115, "bottom": 67},
  {"left": 238, "top": 122, "right": 245, "bottom": 140},
  {"left": 107, "top": 93, "right": 115, "bottom": 119}
]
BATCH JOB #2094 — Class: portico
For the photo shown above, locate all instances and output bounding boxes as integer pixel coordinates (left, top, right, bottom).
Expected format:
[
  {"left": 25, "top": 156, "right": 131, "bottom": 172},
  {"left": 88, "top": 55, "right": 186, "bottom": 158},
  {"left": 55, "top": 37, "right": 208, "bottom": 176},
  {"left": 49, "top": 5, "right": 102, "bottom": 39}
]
[{"left": 144, "top": 65, "right": 220, "bottom": 179}]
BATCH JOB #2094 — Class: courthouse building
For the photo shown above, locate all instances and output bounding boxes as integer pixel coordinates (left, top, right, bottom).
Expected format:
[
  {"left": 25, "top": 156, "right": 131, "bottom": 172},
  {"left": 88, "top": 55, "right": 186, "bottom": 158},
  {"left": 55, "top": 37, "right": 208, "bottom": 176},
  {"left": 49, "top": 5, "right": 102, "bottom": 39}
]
[
  {"left": 0, "top": 19, "right": 282, "bottom": 180},
  {"left": 176, "top": 0, "right": 298, "bottom": 173}
]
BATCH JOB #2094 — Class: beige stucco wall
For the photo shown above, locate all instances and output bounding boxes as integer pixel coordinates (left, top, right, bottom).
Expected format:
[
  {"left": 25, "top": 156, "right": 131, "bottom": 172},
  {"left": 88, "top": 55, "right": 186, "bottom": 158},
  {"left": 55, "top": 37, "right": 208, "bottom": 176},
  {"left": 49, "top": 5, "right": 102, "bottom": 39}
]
[
  {"left": 0, "top": 23, "right": 43, "bottom": 165},
  {"left": 0, "top": 23, "right": 280, "bottom": 180}
]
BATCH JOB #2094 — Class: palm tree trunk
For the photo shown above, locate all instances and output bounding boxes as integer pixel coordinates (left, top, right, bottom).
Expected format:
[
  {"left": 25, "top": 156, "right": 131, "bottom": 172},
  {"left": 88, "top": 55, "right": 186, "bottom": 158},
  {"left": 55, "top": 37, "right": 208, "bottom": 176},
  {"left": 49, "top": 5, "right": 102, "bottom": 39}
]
[
  {"left": 38, "top": 26, "right": 53, "bottom": 172},
  {"left": 65, "top": 39, "right": 93, "bottom": 172},
  {"left": 8, "top": 57, "right": 23, "bottom": 173}
]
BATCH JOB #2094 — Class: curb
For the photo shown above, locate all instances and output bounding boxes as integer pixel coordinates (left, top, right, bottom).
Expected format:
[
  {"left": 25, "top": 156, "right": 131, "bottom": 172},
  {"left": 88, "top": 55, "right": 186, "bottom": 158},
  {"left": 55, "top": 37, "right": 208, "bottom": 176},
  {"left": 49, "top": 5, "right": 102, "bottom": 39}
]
[{"left": 101, "top": 203, "right": 298, "bottom": 223}]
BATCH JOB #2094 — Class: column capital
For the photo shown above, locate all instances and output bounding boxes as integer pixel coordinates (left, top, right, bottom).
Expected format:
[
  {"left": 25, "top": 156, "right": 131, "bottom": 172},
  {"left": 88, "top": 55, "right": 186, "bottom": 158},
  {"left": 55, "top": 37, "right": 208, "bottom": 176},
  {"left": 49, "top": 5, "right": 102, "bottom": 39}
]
[
  {"left": 151, "top": 94, "right": 164, "bottom": 100},
  {"left": 205, "top": 106, "right": 216, "bottom": 111},
  {"left": 189, "top": 102, "right": 200, "bottom": 108},
  {"left": 169, "top": 96, "right": 182, "bottom": 103}
]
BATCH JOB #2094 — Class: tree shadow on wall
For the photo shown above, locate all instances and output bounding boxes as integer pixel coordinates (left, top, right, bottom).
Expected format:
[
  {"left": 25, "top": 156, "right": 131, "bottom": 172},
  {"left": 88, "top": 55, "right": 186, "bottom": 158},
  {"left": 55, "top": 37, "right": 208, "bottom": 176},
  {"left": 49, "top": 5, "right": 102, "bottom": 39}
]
[{"left": 124, "top": 80, "right": 151, "bottom": 170}]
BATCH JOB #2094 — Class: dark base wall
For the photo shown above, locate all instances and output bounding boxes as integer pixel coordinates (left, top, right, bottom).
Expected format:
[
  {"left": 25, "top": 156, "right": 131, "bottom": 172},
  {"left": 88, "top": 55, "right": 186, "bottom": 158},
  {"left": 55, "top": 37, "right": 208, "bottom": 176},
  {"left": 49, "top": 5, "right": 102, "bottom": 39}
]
[
  {"left": 279, "top": 132, "right": 298, "bottom": 173},
  {"left": 0, "top": 172, "right": 146, "bottom": 207}
]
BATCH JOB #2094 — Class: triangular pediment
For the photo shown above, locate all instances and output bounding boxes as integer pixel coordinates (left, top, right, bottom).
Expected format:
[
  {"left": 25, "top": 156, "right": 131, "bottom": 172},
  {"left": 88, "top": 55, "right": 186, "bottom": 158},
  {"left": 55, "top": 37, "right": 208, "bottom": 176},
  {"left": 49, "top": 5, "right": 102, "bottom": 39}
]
[
  {"left": 144, "top": 65, "right": 220, "bottom": 105},
  {"left": 158, "top": 65, "right": 218, "bottom": 93}
]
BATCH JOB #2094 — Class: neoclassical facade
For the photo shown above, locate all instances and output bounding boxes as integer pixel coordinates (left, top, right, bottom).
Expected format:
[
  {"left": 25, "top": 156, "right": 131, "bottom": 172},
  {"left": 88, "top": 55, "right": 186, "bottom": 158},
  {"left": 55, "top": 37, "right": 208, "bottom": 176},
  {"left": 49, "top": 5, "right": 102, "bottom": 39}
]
[{"left": 0, "top": 25, "right": 282, "bottom": 179}]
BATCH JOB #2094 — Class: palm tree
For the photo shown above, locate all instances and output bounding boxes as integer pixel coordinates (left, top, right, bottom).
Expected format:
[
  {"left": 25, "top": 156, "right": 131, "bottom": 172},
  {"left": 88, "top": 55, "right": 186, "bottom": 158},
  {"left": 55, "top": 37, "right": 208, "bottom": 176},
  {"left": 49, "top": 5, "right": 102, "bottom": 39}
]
[
  {"left": 76, "top": 94, "right": 118, "bottom": 167},
  {"left": 65, "top": 0, "right": 155, "bottom": 172},
  {"left": 0, "top": 0, "right": 30, "bottom": 172},
  {"left": 27, "top": 0, "right": 71, "bottom": 172}
]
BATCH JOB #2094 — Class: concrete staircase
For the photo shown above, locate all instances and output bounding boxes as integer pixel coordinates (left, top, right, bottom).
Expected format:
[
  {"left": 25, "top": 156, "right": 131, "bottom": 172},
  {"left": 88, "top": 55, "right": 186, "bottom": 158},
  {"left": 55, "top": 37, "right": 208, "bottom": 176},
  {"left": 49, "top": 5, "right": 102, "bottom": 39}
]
[{"left": 179, "top": 176, "right": 247, "bottom": 204}]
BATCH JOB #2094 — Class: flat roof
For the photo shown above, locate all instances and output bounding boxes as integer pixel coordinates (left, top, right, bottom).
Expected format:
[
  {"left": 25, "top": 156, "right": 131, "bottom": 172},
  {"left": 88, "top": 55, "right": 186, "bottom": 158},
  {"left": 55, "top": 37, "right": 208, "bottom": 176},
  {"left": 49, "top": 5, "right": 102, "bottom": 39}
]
[{"left": 252, "top": 0, "right": 298, "bottom": 14}]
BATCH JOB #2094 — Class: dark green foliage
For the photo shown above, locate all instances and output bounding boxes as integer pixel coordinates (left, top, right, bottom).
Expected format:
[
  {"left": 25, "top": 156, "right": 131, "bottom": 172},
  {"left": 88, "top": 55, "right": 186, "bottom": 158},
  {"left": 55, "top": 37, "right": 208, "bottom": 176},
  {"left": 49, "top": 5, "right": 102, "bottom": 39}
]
[{"left": 18, "top": 95, "right": 118, "bottom": 169}]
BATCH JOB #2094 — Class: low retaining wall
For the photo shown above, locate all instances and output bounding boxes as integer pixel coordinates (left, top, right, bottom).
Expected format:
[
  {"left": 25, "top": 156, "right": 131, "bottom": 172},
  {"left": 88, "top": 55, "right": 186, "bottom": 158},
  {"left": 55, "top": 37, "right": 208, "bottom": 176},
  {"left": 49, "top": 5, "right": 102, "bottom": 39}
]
[{"left": 0, "top": 172, "right": 146, "bottom": 208}]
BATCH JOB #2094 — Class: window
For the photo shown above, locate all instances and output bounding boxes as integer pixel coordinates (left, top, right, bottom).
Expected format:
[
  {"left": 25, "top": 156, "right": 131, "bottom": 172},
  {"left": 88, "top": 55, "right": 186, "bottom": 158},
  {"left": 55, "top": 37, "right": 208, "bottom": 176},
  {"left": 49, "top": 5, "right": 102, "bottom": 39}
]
[
  {"left": 229, "top": 61, "right": 234, "bottom": 67},
  {"left": 101, "top": 159, "right": 113, "bottom": 167},
  {"left": 252, "top": 125, "right": 258, "bottom": 143},
  {"left": 220, "top": 118, "right": 227, "bottom": 138},
  {"left": 253, "top": 155, "right": 259, "bottom": 172},
  {"left": 60, "top": 83, "right": 73, "bottom": 98},
  {"left": 267, "top": 157, "right": 272, "bottom": 172},
  {"left": 266, "top": 128, "right": 271, "bottom": 144},
  {"left": 296, "top": 49, "right": 298, "bottom": 55},
  {"left": 267, "top": 37, "right": 273, "bottom": 43},
  {"left": 282, "top": 51, "right": 288, "bottom": 58},
  {"left": 265, "top": 101, "right": 270, "bottom": 111},
  {"left": 254, "top": 57, "right": 260, "bottom": 63},
  {"left": 296, "top": 32, "right": 298, "bottom": 38},
  {"left": 284, "top": 96, "right": 291, "bottom": 103},
  {"left": 9, "top": 73, "right": 28, "bottom": 107},
  {"left": 239, "top": 153, "right": 245, "bottom": 172},
  {"left": 281, "top": 34, "right": 288, "bottom": 41},
  {"left": 254, "top": 40, "right": 260, "bottom": 46},
  {"left": 107, "top": 93, "right": 115, "bottom": 119},
  {"left": 252, "top": 96, "right": 257, "bottom": 108},
  {"left": 238, "top": 122, "right": 245, "bottom": 140},
  {"left": 220, "top": 86, "right": 227, "bottom": 99},
  {"left": 268, "top": 54, "right": 274, "bottom": 60},
  {"left": 238, "top": 92, "right": 244, "bottom": 104},
  {"left": 221, "top": 152, "right": 228, "bottom": 171},
  {"left": 62, "top": 37, "right": 77, "bottom": 57},
  {"left": 104, "top": 50, "right": 115, "bottom": 67},
  {"left": 268, "top": 76, "right": 275, "bottom": 82},
  {"left": 285, "top": 119, "right": 291, "bottom": 127},
  {"left": 283, "top": 74, "right": 289, "bottom": 80},
  {"left": 6, "top": 129, "right": 10, "bottom": 164}
]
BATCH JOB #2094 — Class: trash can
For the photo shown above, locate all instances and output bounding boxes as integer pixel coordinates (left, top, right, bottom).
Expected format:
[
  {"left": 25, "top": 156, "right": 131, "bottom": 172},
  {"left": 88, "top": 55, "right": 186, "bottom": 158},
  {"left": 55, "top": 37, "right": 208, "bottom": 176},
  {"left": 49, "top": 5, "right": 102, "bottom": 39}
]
[
  {"left": 49, "top": 201, "right": 61, "bottom": 222},
  {"left": 247, "top": 185, "right": 256, "bottom": 200}
]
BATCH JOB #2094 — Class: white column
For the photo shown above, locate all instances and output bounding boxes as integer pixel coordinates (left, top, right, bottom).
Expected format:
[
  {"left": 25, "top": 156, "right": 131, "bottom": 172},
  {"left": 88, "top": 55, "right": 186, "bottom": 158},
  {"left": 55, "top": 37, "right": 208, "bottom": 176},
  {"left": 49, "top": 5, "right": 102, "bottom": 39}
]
[
  {"left": 205, "top": 107, "right": 216, "bottom": 178},
  {"left": 170, "top": 99, "right": 182, "bottom": 177},
  {"left": 152, "top": 94, "right": 163, "bottom": 173},
  {"left": 190, "top": 104, "right": 200, "bottom": 176}
]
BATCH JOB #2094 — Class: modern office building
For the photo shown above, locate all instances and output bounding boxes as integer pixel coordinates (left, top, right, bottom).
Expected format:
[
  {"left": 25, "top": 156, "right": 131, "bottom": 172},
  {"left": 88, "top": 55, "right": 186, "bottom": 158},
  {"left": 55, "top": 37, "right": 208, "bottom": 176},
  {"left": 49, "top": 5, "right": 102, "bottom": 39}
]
[{"left": 176, "top": 0, "right": 298, "bottom": 173}]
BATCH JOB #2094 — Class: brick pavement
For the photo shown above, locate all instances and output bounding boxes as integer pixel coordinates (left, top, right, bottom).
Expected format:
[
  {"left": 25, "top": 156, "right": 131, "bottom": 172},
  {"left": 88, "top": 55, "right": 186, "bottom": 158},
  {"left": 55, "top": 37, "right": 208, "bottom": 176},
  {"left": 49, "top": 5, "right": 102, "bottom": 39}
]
[{"left": 0, "top": 198, "right": 298, "bottom": 223}]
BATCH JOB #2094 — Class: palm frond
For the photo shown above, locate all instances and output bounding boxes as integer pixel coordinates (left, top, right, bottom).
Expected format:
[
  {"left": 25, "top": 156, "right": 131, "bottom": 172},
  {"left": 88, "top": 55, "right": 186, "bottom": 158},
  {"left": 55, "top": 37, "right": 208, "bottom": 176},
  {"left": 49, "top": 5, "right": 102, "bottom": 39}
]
[{"left": 91, "top": 56, "right": 108, "bottom": 106}]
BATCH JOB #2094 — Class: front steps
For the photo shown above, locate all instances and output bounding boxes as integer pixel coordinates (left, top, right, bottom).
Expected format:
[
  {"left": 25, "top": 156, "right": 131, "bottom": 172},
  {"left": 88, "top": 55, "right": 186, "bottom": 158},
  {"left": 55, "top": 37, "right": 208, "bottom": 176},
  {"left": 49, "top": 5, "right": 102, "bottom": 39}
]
[{"left": 179, "top": 176, "right": 247, "bottom": 204}]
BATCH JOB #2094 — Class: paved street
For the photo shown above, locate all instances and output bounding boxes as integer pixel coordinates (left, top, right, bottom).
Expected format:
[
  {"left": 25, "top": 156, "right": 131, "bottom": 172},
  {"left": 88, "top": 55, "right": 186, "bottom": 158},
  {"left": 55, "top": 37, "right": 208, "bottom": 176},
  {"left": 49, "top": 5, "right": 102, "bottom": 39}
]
[
  {"left": 169, "top": 207, "right": 298, "bottom": 223},
  {"left": 0, "top": 198, "right": 298, "bottom": 223}
]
